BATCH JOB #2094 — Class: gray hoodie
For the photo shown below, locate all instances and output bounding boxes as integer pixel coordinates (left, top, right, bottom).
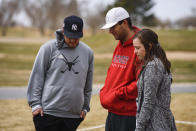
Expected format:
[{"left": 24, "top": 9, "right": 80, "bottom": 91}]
[{"left": 27, "top": 29, "right": 94, "bottom": 118}]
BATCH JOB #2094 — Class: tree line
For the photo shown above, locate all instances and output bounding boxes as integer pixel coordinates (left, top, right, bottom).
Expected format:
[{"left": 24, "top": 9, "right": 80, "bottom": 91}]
[{"left": 0, "top": 0, "right": 196, "bottom": 36}]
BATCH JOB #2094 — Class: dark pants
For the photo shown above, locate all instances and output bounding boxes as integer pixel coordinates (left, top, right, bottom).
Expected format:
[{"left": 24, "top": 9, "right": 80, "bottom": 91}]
[
  {"left": 105, "top": 112, "right": 136, "bottom": 131},
  {"left": 33, "top": 114, "right": 83, "bottom": 131}
]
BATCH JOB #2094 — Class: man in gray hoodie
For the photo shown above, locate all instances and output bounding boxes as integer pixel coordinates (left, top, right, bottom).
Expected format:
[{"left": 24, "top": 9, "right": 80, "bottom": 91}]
[{"left": 27, "top": 15, "right": 94, "bottom": 131}]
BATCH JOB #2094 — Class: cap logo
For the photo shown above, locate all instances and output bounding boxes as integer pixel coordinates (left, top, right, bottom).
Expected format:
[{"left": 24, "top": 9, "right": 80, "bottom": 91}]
[{"left": 72, "top": 24, "right": 77, "bottom": 31}]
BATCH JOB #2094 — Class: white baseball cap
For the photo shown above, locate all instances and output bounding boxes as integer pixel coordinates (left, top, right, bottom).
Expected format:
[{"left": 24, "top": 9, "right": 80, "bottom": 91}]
[{"left": 101, "top": 7, "right": 130, "bottom": 29}]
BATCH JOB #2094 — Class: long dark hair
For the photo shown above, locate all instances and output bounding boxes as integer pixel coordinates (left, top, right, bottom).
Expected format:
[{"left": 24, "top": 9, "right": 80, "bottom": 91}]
[{"left": 133, "top": 29, "right": 171, "bottom": 73}]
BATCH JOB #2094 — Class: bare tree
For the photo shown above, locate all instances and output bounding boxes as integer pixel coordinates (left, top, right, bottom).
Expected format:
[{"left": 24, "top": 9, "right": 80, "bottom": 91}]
[
  {"left": 46, "top": 0, "right": 70, "bottom": 31},
  {"left": 176, "top": 8, "right": 196, "bottom": 28},
  {"left": 0, "top": 0, "right": 22, "bottom": 36},
  {"left": 191, "top": 7, "right": 196, "bottom": 16},
  {"left": 86, "top": 13, "right": 105, "bottom": 34},
  {"left": 104, "top": 0, "right": 155, "bottom": 26},
  {"left": 85, "top": 3, "right": 105, "bottom": 34},
  {"left": 176, "top": 17, "right": 196, "bottom": 28},
  {"left": 23, "top": 0, "right": 50, "bottom": 35},
  {"left": 47, "top": 0, "right": 81, "bottom": 30},
  {"left": 23, "top": 0, "right": 81, "bottom": 35},
  {"left": 67, "top": 0, "right": 80, "bottom": 16},
  {"left": 158, "top": 19, "right": 172, "bottom": 29}
]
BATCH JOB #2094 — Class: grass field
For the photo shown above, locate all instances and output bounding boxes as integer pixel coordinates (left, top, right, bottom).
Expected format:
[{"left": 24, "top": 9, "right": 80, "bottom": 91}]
[
  {"left": 0, "top": 94, "right": 196, "bottom": 131},
  {"left": 0, "top": 28, "right": 196, "bottom": 86},
  {"left": 84, "top": 29, "right": 196, "bottom": 52},
  {"left": 1, "top": 27, "right": 196, "bottom": 52},
  {"left": 0, "top": 27, "right": 196, "bottom": 130},
  {"left": 154, "top": 29, "right": 196, "bottom": 52},
  {"left": 0, "top": 47, "right": 196, "bottom": 86}
]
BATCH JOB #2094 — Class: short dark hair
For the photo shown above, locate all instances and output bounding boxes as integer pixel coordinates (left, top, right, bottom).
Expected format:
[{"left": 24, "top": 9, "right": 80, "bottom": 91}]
[{"left": 117, "top": 17, "right": 132, "bottom": 30}]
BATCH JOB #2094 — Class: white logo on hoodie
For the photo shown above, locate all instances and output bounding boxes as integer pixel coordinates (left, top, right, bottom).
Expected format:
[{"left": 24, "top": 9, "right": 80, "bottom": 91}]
[{"left": 58, "top": 54, "right": 64, "bottom": 59}]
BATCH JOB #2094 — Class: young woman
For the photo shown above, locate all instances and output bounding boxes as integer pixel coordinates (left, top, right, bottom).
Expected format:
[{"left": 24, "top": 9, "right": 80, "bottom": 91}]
[{"left": 133, "top": 29, "right": 177, "bottom": 131}]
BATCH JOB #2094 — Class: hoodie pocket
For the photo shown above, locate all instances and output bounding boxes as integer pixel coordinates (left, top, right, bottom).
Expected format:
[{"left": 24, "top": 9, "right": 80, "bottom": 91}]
[{"left": 42, "top": 85, "right": 83, "bottom": 114}]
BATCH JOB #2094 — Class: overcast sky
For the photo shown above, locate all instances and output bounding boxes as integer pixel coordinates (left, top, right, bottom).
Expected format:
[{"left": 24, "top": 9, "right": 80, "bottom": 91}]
[
  {"left": 14, "top": 0, "right": 196, "bottom": 26},
  {"left": 151, "top": 0, "right": 196, "bottom": 21},
  {"left": 87, "top": 0, "right": 196, "bottom": 22}
]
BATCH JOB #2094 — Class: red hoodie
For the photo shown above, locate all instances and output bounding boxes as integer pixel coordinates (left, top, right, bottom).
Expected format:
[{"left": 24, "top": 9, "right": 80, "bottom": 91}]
[{"left": 100, "top": 26, "right": 141, "bottom": 116}]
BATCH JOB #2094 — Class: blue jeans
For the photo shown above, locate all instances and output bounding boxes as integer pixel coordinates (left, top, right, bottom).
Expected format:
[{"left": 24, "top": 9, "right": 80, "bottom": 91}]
[
  {"left": 105, "top": 112, "right": 136, "bottom": 131},
  {"left": 33, "top": 114, "right": 83, "bottom": 131}
]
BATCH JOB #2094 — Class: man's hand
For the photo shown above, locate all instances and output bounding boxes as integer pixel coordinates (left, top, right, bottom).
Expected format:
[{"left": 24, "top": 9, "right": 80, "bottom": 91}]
[
  {"left": 32, "top": 108, "right": 43, "bottom": 117},
  {"left": 80, "top": 110, "right": 87, "bottom": 119}
]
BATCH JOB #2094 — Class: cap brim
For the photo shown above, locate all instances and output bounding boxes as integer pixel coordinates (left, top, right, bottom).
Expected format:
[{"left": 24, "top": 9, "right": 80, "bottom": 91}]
[
  {"left": 64, "top": 30, "right": 83, "bottom": 38},
  {"left": 101, "top": 22, "right": 118, "bottom": 29}
]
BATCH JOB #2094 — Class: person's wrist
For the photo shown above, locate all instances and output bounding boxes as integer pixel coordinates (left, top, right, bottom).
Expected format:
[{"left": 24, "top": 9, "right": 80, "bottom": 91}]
[
  {"left": 32, "top": 105, "right": 42, "bottom": 112},
  {"left": 83, "top": 109, "right": 87, "bottom": 114}
]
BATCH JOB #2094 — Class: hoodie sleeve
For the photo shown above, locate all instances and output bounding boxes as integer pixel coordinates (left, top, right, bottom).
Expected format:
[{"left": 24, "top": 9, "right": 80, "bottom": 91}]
[
  {"left": 115, "top": 57, "right": 142, "bottom": 100},
  {"left": 83, "top": 51, "right": 94, "bottom": 112},
  {"left": 27, "top": 43, "right": 51, "bottom": 110},
  {"left": 115, "top": 80, "right": 138, "bottom": 100},
  {"left": 136, "top": 63, "right": 163, "bottom": 130},
  {"left": 115, "top": 74, "right": 139, "bottom": 100}
]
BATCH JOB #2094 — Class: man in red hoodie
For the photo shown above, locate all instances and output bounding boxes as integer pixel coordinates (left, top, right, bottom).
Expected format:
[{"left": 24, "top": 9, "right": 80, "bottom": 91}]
[{"left": 100, "top": 7, "right": 141, "bottom": 131}]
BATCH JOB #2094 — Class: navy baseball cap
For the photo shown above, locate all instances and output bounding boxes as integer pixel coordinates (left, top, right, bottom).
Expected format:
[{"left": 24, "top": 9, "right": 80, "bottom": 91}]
[{"left": 63, "top": 15, "right": 83, "bottom": 38}]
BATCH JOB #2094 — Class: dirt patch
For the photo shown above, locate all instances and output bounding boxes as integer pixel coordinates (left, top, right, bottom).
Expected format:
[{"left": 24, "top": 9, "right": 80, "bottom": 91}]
[
  {"left": 95, "top": 51, "right": 196, "bottom": 60},
  {"left": 95, "top": 53, "right": 112, "bottom": 59},
  {"left": 0, "top": 53, "right": 7, "bottom": 59},
  {"left": 0, "top": 37, "right": 51, "bottom": 44},
  {"left": 166, "top": 51, "right": 196, "bottom": 60}
]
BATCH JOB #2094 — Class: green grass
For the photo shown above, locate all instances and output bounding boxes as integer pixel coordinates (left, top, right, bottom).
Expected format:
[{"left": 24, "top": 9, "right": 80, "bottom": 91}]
[
  {"left": 94, "top": 58, "right": 112, "bottom": 84},
  {"left": 171, "top": 60, "right": 196, "bottom": 82},
  {"left": 93, "top": 59, "right": 196, "bottom": 84},
  {"left": 0, "top": 43, "right": 40, "bottom": 86},
  {"left": 1, "top": 27, "right": 196, "bottom": 52},
  {"left": 0, "top": 43, "right": 39, "bottom": 70},
  {"left": 155, "top": 29, "right": 196, "bottom": 51},
  {"left": 1, "top": 52, "right": 195, "bottom": 86},
  {"left": 82, "top": 31, "right": 117, "bottom": 54},
  {"left": 0, "top": 27, "right": 53, "bottom": 37},
  {"left": 83, "top": 28, "right": 196, "bottom": 53},
  {"left": 0, "top": 43, "right": 41, "bottom": 55}
]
